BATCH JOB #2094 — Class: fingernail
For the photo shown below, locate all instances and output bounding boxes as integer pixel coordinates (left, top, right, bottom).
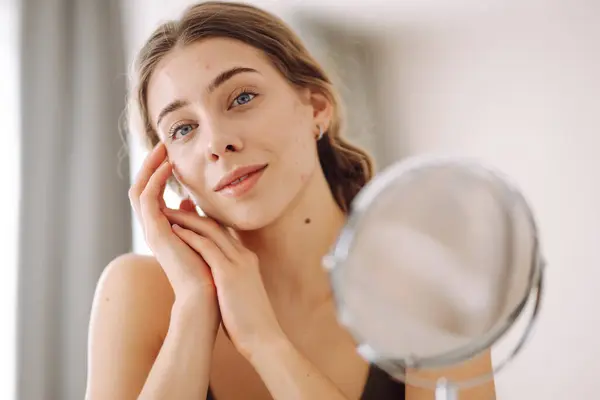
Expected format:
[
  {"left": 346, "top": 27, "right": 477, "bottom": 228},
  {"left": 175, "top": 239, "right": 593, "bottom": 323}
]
[{"left": 172, "top": 224, "right": 180, "bottom": 229}]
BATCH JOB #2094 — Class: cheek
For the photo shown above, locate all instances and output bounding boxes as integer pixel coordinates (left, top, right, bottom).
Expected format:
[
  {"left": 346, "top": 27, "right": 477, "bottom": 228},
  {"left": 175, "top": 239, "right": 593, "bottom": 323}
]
[
  {"left": 285, "top": 142, "right": 319, "bottom": 191},
  {"left": 268, "top": 96, "right": 313, "bottom": 146},
  {"left": 170, "top": 151, "right": 207, "bottom": 192},
  {"left": 279, "top": 122, "right": 318, "bottom": 176}
]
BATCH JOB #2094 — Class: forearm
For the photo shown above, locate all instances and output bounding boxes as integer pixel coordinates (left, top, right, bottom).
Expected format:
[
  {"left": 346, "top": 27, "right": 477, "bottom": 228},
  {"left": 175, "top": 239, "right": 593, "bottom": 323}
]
[
  {"left": 138, "top": 294, "right": 219, "bottom": 400},
  {"left": 248, "top": 335, "right": 349, "bottom": 400}
]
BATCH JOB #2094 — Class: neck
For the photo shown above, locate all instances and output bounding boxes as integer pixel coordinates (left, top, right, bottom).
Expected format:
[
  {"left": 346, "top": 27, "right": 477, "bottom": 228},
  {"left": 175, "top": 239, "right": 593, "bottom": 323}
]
[{"left": 236, "top": 167, "right": 346, "bottom": 311}]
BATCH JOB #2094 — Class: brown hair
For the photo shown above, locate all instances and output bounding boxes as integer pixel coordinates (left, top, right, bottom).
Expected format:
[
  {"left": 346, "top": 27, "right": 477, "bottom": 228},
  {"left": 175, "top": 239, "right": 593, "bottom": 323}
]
[{"left": 127, "top": 1, "right": 374, "bottom": 212}]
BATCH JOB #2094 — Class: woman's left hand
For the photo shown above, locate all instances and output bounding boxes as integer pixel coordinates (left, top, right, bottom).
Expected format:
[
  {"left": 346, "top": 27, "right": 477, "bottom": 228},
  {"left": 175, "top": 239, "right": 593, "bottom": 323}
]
[{"left": 164, "top": 206, "right": 285, "bottom": 360}]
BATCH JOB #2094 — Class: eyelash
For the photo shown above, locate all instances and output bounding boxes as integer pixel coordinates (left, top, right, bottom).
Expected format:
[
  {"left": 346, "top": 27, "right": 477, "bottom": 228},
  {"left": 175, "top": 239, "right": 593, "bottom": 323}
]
[
  {"left": 167, "top": 89, "right": 259, "bottom": 142},
  {"left": 229, "top": 88, "right": 258, "bottom": 109},
  {"left": 168, "top": 122, "right": 198, "bottom": 141}
]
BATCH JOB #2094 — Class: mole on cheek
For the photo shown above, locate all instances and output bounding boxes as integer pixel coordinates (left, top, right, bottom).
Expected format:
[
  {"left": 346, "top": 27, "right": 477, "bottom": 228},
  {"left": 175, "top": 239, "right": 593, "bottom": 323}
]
[{"left": 304, "top": 218, "right": 311, "bottom": 224}]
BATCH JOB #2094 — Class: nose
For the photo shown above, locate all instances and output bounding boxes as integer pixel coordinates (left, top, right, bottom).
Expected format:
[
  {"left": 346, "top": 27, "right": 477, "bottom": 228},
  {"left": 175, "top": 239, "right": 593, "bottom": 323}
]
[{"left": 205, "top": 127, "right": 244, "bottom": 162}]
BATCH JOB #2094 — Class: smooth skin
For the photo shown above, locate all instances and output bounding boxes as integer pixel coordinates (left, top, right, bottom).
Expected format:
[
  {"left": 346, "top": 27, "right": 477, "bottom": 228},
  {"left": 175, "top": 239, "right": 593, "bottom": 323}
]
[{"left": 86, "top": 38, "right": 495, "bottom": 400}]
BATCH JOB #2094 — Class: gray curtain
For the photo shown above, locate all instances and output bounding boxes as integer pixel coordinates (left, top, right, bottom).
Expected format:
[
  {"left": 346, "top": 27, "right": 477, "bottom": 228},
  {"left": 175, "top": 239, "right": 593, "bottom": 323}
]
[{"left": 16, "top": 0, "right": 132, "bottom": 399}]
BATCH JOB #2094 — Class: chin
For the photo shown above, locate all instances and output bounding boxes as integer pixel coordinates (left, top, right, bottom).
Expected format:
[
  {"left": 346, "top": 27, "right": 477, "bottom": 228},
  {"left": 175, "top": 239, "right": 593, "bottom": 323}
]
[
  {"left": 206, "top": 201, "right": 285, "bottom": 231},
  {"left": 197, "top": 172, "right": 308, "bottom": 231}
]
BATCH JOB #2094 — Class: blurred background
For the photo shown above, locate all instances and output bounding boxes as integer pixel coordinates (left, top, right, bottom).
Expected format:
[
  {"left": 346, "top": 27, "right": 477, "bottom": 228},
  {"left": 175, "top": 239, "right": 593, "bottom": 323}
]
[{"left": 2, "top": 0, "right": 599, "bottom": 398}]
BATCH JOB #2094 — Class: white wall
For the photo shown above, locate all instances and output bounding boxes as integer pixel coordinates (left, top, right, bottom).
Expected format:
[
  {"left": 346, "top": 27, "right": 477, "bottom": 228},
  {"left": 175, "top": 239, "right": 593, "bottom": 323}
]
[
  {"left": 122, "top": 0, "right": 600, "bottom": 398},
  {"left": 374, "top": 3, "right": 600, "bottom": 399}
]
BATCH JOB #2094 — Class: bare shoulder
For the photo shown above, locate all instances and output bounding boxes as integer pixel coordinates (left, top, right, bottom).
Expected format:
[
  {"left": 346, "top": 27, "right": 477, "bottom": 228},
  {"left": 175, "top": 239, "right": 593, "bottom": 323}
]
[
  {"left": 97, "top": 253, "right": 174, "bottom": 304},
  {"left": 86, "top": 253, "right": 175, "bottom": 399},
  {"left": 93, "top": 253, "right": 174, "bottom": 335},
  {"left": 89, "top": 253, "right": 175, "bottom": 356}
]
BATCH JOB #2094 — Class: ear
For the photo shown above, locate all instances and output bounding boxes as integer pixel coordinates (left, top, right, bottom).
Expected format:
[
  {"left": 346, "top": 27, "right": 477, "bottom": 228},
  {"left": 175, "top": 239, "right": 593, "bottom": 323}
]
[{"left": 308, "top": 89, "right": 333, "bottom": 133}]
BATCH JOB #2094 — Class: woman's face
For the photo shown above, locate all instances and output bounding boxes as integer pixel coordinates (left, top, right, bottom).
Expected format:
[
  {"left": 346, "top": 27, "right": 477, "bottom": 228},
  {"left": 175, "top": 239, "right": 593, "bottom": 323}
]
[{"left": 146, "top": 38, "right": 330, "bottom": 230}]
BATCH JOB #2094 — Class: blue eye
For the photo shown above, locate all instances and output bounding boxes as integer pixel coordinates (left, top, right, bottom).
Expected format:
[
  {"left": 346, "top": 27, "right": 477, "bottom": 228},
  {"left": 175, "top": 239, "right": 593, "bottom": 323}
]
[
  {"left": 170, "top": 123, "right": 196, "bottom": 141},
  {"left": 231, "top": 91, "right": 257, "bottom": 108}
]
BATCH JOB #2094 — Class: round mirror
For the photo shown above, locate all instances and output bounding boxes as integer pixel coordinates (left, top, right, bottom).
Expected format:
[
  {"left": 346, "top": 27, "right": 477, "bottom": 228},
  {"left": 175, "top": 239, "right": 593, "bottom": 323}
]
[{"left": 325, "top": 157, "right": 545, "bottom": 399}]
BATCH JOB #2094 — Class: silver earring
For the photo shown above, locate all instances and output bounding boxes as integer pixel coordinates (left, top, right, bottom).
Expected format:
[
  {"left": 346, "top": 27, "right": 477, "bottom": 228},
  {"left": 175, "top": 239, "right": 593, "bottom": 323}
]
[{"left": 317, "top": 125, "right": 324, "bottom": 140}]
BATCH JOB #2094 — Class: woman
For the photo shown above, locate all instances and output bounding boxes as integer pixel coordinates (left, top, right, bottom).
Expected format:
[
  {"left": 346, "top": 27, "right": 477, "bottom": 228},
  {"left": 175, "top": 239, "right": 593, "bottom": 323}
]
[{"left": 86, "top": 2, "right": 496, "bottom": 399}]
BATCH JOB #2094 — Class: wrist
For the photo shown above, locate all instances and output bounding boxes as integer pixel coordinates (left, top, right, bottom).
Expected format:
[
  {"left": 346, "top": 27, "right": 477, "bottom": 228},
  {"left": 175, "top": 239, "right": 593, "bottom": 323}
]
[
  {"left": 172, "top": 290, "right": 220, "bottom": 331},
  {"left": 246, "top": 329, "right": 291, "bottom": 367},
  {"left": 173, "top": 286, "right": 217, "bottom": 308}
]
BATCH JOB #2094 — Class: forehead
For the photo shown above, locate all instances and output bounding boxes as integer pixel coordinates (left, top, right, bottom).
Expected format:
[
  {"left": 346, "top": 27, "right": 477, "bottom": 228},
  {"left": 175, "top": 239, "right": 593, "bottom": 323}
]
[{"left": 146, "top": 38, "right": 276, "bottom": 120}]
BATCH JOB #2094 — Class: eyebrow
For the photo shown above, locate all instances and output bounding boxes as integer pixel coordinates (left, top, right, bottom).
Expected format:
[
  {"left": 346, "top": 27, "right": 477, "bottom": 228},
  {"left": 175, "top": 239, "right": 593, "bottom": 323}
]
[{"left": 155, "top": 66, "right": 260, "bottom": 127}]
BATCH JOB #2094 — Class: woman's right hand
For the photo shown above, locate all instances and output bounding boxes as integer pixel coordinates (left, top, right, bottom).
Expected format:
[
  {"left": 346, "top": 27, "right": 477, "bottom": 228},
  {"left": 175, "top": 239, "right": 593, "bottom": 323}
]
[{"left": 128, "top": 142, "right": 218, "bottom": 303}]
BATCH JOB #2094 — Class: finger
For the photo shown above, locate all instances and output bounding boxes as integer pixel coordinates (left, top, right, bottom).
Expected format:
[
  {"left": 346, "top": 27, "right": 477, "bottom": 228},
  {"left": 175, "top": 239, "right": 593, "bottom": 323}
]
[
  {"left": 165, "top": 210, "right": 239, "bottom": 261},
  {"left": 140, "top": 160, "right": 173, "bottom": 225},
  {"left": 137, "top": 142, "right": 167, "bottom": 185},
  {"left": 223, "top": 226, "right": 246, "bottom": 252},
  {"left": 172, "top": 224, "right": 231, "bottom": 275},
  {"left": 129, "top": 143, "right": 167, "bottom": 215},
  {"left": 179, "top": 198, "right": 197, "bottom": 213}
]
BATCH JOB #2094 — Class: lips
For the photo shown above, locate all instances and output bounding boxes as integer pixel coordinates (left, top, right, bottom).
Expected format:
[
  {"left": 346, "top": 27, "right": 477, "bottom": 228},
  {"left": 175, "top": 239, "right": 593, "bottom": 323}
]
[{"left": 213, "top": 164, "right": 268, "bottom": 192}]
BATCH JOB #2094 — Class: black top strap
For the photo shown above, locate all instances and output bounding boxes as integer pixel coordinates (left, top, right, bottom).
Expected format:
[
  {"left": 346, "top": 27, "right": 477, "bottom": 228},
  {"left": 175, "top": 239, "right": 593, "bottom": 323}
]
[{"left": 206, "top": 364, "right": 405, "bottom": 399}]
